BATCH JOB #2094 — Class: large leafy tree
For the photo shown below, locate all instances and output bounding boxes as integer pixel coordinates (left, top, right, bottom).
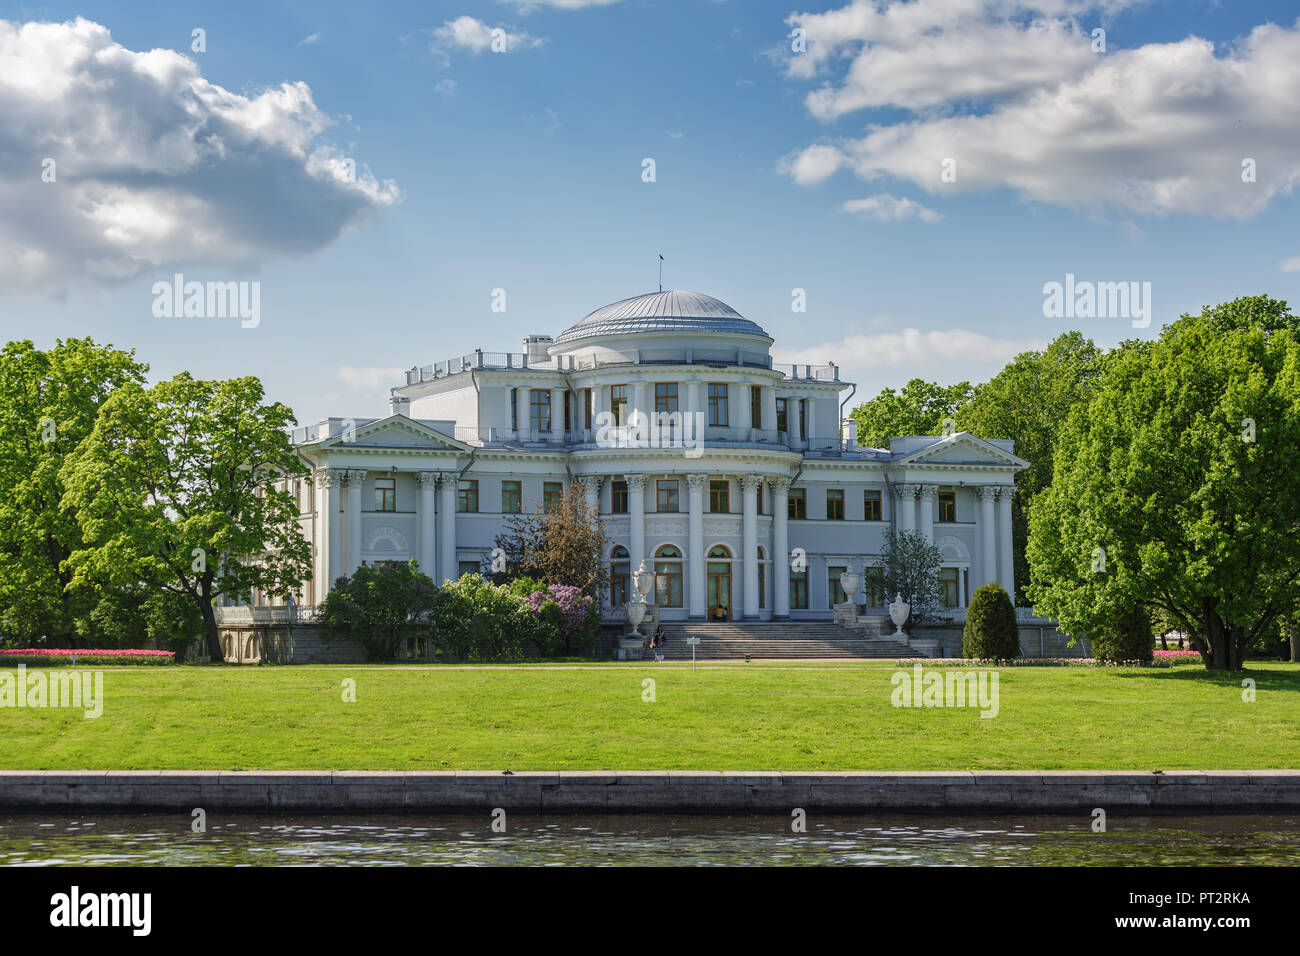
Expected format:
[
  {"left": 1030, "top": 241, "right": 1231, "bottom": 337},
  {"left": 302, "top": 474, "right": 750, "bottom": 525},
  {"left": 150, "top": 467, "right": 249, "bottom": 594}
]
[
  {"left": 1027, "top": 296, "right": 1300, "bottom": 670},
  {"left": 62, "top": 373, "right": 312, "bottom": 662},
  {"left": 850, "top": 378, "right": 973, "bottom": 450},
  {"left": 958, "top": 332, "right": 1108, "bottom": 602},
  {"left": 0, "top": 339, "right": 146, "bottom": 645},
  {"left": 880, "top": 529, "right": 942, "bottom": 629}
]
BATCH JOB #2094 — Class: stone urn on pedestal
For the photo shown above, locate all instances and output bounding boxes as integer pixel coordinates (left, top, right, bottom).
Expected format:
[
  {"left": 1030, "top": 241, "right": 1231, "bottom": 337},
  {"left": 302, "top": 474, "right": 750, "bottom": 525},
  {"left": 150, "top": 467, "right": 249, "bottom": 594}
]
[
  {"left": 616, "top": 561, "right": 657, "bottom": 660},
  {"left": 833, "top": 568, "right": 863, "bottom": 625},
  {"left": 888, "top": 592, "right": 910, "bottom": 637}
]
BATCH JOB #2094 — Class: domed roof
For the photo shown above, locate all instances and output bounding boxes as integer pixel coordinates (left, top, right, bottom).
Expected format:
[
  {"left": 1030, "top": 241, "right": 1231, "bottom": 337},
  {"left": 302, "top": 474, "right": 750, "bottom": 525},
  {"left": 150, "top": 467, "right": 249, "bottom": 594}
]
[{"left": 554, "top": 290, "right": 769, "bottom": 344}]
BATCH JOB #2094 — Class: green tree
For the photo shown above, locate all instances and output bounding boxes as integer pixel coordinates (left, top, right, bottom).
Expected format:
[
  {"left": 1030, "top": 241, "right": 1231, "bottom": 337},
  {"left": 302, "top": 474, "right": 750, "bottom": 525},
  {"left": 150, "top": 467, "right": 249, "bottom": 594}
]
[
  {"left": 1091, "top": 606, "right": 1155, "bottom": 664},
  {"left": 318, "top": 561, "right": 436, "bottom": 660},
  {"left": 1026, "top": 296, "right": 1300, "bottom": 670},
  {"left": 493, "top": 482, "right": 608, "bottom": 597},
  {"left": 958, "top": 332, "right": 1108, "bottom": 603},
  {"left": 62, "top": 373, "right": 312, "bottom": 662},
  {"left": 962, "top": 583, "right": 1020, "bottom": 659},
  {"left": 850, "top": 378, "right": 973, "bottom": 450},
  {"left": 880, "top": 529, "right": 942, "bottom": 628},
  {"left": 0, "top": 338, "right": 146, "bottom": 646}
]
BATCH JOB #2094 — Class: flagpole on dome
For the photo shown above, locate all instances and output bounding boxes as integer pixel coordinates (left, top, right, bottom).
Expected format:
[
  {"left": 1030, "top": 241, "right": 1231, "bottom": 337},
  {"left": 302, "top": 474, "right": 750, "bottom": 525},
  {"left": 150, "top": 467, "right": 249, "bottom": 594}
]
[{"left": 658, "top": 254, "right": 664, "bottom": 293}]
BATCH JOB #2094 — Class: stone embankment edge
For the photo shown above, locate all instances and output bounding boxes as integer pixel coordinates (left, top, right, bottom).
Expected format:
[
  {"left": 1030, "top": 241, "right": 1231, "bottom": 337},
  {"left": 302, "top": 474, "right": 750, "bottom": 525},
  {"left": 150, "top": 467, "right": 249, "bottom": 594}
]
[{"left": 1, "top": 770, "right": 1297, "bottom": 813}]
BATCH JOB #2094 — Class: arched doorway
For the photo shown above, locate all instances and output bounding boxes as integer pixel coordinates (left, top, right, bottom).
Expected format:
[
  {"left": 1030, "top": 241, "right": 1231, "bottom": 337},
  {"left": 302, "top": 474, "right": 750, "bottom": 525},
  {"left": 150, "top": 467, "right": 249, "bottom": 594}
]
[{"left": 707, "top": 545, "right": 733, "bottom": 622}]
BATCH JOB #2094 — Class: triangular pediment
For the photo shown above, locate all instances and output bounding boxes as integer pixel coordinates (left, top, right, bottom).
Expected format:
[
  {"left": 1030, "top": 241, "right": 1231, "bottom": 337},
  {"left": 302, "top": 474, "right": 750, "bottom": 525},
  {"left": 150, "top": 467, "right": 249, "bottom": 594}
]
[
  {"left": 316, "top": 415, "right": 471, "bottom": 452},
  {"left": 896, "top": 432, "right": 1028, "bottom": 469}
]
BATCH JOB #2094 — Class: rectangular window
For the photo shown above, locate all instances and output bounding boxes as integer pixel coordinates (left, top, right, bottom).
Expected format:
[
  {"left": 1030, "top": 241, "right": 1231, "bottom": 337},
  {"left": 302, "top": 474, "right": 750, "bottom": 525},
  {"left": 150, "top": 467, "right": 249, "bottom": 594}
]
[
  {"left": 563, "top": 391, "right": 571, "bottom": 433},
  {"left": 788, "top": 487, "right": 806, "bottom": 519},
  {"left": 610, "top": 385, "right": 627, "bottom": 426},
  {"left": 864, "top": 567, "right": 886, "bottom": 608},
  {"left": 707, "top": 383, "right": 728, "bottom": 426},
  {"left": 938, "top": 490, "right": 957, "bottom": 522},
  {"left": 939, "top": 567, "right": 961, "bottom": 607},
  {"left": 457, "top": 479, "right": 478, "bottom": 513},
  {"left": 584, "top": 388, "right": 593, "bottom": 430},
  {"left": 501, "top": 480, "right": 521, "bottom": 514},
  {"left": 776, "top": 398, "right": 788, "bottom": 433},
  {"left": 530, "top": 389, "right": 551, "bottom": 433},
  {"left": 654, "top": 382, "right": 679, "bottom": 414},
  {"left": 610, "top": 559, "right": 630, "bottom": 607},
  {"left": 750, "top": 386, "right": 762, "bottom": 429},
  {"left": 864, "top": 490, "right": 883, "bottom": 521},
  {"left": 709, "top": 479, "right": 730, "bottom": 513},
  {"left": 826, "top": 488, "right": 845, "bottom": 520},
  {"left": 611, "top": 480, "right": 628, "bottom": 514},
  {"left": 543, "top": 481, "right": 563, "bottom": 513},
  {"left": 790, "top": 568, "right": 808, "bottom": 610},
  {"left": 828, "top": 566, "right": 847, "bottom": 606},
  {"left": 799, "top": 399, "right": 807, "bottom": 437},
  {"left": 458, "top": 561, "right": 479, "bottom": 578},
  {"left": 657, "top": 479, "right": 679, "bottom": 513},
  {"left": 374, "top": 477, "right": 396, "bottom": 512},
  {"left": 510, "top": 390, "right": 518, "bottom": 432}
]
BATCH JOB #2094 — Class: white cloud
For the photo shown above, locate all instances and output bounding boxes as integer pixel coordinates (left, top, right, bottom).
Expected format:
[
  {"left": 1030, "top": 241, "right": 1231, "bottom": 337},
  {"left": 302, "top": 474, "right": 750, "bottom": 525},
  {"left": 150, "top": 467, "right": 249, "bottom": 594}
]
[
  {"left": 843, "top": 194, "right": 942, "bottom": 223},
  {"left": 298, "top": 33, "right": 321, "bottom": 46},
  {"left": 1280, "top": 256, "right": 1300, "bottom": 273},
  {"left": 780, "top": 3, "right": 1300, "bottom": 219},
  {"left": 775, "top": 327, "right": 1045, "bottom": 374},
  {"left": 0, "top": 18, "right": 399, "bottom": 294},
  {"left": 431, "top": 16, "right": 544, "bottom": 58},
  {"left": 338, "top": 366, "right": 403, "bottom": 391},
  {"left": 434, "top": 78, "right": 458, "bottom": 96}
]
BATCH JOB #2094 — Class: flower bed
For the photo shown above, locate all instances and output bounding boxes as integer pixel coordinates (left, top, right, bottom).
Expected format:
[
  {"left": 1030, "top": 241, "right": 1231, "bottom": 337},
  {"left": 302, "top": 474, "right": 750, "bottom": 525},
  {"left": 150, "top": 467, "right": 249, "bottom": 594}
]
[
  {"left": 1153, "top": 649, "right": 1202, "bottom": 660},
  {"left": 0, "top": 649, "right": 175, "bottom": 666},
  {"left": 893, "top": 657, "right": 1172, "bottom": 667}
]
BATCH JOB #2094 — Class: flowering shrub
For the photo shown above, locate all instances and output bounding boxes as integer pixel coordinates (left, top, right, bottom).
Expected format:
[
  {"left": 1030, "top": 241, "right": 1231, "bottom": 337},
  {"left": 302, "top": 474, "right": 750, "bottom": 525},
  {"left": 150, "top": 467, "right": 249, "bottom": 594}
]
[
  {"left": 526, "top": 584, "right": 598, "bottom": 655},
  {"left": 0, "top": 648, "right": 175, "bottom": 666}
]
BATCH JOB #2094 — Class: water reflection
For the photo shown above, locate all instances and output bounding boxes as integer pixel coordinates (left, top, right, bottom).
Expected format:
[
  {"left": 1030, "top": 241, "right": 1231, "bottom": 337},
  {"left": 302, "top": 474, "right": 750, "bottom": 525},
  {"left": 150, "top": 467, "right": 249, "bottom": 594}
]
[{"left": 2, "top": 813, "right": 1297, "bottom": 866}]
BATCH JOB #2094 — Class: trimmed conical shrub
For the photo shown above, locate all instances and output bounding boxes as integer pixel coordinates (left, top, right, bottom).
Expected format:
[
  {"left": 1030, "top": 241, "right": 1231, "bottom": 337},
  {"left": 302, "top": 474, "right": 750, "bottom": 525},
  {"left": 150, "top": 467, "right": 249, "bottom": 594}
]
[{"left": 962, "top": 583, "right": 1020, "bottom": 659}]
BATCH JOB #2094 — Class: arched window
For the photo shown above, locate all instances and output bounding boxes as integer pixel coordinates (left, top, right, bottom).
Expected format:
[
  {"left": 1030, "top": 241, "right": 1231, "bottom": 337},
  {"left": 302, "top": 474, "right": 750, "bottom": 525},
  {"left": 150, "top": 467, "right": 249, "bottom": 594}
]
[
  {"left": 708, "top": 545, "right": 731, "bottom": 559},
  {"left": 610, "top": 546, "right": 630, "bottom": 606},
  {"left": 654, "top": 544, "right": 683, "bottom": 607}
]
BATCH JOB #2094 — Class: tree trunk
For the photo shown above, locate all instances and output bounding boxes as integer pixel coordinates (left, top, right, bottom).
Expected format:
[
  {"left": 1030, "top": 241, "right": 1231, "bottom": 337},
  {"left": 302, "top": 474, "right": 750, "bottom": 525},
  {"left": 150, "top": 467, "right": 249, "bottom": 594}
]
[
  {"left": 200, "top": 595, "right": 224, "bottom": 663},
  {"left": 1203, "top": 606, "right": 1245, "bottom": 670},
  {"left": 1290, "top": 621, "right": 1299, "bottom": 664}
]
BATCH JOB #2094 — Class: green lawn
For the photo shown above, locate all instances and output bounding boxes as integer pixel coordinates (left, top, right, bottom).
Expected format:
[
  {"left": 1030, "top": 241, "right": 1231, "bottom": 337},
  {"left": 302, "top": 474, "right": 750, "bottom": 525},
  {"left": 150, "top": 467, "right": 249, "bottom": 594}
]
[{"left": 3, "top": 661, "right": 1298, "bottom": 770}]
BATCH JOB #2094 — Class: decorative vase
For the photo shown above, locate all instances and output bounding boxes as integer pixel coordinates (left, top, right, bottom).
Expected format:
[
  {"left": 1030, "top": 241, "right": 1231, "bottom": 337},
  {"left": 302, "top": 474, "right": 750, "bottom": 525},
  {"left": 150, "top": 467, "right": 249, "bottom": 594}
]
[{"left": 888, "top": 592, "right": 910, "bottom": 637}]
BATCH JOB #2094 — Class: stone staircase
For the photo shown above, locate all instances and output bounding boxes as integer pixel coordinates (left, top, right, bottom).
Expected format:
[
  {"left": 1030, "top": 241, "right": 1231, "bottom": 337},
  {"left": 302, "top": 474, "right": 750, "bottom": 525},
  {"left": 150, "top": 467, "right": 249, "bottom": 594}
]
[{"left": 654, "top": 621, "right": 918, "bottom": 660}]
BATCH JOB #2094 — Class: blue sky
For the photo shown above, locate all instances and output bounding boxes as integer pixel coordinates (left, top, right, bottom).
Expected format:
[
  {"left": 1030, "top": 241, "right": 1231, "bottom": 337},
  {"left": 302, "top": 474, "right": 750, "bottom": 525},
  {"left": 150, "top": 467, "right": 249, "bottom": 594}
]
[{"left": 2, "top": 0, "right": 1299, "bottom": 426}]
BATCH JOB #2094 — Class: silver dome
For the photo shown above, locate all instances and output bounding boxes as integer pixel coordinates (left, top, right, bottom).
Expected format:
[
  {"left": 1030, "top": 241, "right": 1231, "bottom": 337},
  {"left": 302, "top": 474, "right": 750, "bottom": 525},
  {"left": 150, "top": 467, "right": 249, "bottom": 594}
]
[{"left": 554, "top": 290, "right": 770, "bottom": 344}]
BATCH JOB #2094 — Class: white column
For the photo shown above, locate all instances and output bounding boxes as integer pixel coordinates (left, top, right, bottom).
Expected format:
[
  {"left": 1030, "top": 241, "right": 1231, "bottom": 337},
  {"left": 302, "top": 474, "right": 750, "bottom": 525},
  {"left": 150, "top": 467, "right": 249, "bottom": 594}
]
[
  {"left": 632, "top": 383, "right": 648, "bottom": 445},
  {"left": 895, "top": 484, "right": 916, "bottom": 533},
  {"left": 762, "top": 386, "right": 777, "bottom": 440},
  {"left": 580, "top": 475, "right": 601, "bottom": 514},
  {"left": 738, "top": 383, "right": 752, "bottom": 436},
  {"left": 626, "top": 474, "right": 647, "bottom": 581},
  {"left": 805, "top": 398, "right": 817, "bottom": 449},
  {"left": 346, "top": 470, "right": 365, "bottom": 573},
  {"left": 788, "top": 394, "right": 802, "bottom": 445},
  {"left": 315, "top": 469, "right": 340, "bottom": 603},
  {"left": 686, "top": 473, "right": 706, "bottom": 618},
  {"left": 770, "top": 477, "right": 790, "bottom": 618},
  {"left": 997, "top": 485, "right": 1016, "bottom": 599},
  {"left": 417, "top": 471, "right": 438, "bottom": 581},
  {"left": 516, "top": 387, "right": 531, "bottom": 442},
  {"left": 438, "top": 473, "right": 458, "bottom": 583},
  {"left": 977, "top": 486, "right": 997, "bottom": 588},
  {"left": 918, "top": 484, "right": 936, "bottom": 543},
  {"left": 741, "top": 475, "right": 761, "bottom": 619},
  {"left": 549, "top": 386, "right": 565, "bottom": 443}
]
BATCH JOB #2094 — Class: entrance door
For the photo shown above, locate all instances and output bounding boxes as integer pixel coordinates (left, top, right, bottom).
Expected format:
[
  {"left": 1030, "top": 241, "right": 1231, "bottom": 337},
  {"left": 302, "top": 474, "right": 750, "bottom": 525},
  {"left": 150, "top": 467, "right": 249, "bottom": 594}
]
[{"left": 707, "top": 562, "right": 732, "bottom": 621}]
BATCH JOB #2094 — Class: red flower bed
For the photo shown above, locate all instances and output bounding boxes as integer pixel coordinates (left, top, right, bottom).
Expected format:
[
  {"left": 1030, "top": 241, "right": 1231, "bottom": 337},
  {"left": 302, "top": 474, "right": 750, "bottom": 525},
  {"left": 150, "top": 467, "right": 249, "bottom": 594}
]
[{"left": 0, "top": 648, "right": 175, "bottom": 666}]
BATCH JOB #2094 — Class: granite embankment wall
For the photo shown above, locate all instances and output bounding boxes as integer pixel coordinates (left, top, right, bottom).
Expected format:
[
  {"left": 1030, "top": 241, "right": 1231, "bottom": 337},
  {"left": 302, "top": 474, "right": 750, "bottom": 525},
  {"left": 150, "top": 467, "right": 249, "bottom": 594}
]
[{"left": 2, "top": 771, "right": 1296, "bottom": 813}]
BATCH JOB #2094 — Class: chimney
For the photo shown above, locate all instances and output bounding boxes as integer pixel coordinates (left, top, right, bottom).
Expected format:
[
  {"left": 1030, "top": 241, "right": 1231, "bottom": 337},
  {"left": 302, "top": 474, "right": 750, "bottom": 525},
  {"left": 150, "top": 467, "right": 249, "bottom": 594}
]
[
  {"left": 842, "top": 417, "right": 859, "bottom": 449},
  {"left": 389, "top": 391, "right": 411, "bottom": 417},
  {"left": 524, "top": 334, "right": 554, "bottom": 364}
]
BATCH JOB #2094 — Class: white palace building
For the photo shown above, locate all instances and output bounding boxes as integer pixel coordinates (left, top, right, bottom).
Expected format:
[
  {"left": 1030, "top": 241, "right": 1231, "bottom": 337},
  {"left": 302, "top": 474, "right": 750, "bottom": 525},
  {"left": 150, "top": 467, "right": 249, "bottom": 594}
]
[{"left": 280, "top": 290, "right": 1028, "bottom": 624}]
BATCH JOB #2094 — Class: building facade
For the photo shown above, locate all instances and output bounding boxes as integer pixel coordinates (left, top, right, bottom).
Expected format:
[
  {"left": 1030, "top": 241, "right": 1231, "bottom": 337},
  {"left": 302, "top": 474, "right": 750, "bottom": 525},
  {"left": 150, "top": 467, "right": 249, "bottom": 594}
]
[{"left": 280, "top": 290, "right": 1027, "bottom": 622}]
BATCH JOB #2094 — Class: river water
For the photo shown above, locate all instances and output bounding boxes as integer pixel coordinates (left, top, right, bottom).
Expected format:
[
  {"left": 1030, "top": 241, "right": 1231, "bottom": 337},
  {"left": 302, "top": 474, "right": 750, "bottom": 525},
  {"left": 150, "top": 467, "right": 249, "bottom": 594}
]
[{"left": 2, "top": 812, "right": 1297, "bottom": 865}]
